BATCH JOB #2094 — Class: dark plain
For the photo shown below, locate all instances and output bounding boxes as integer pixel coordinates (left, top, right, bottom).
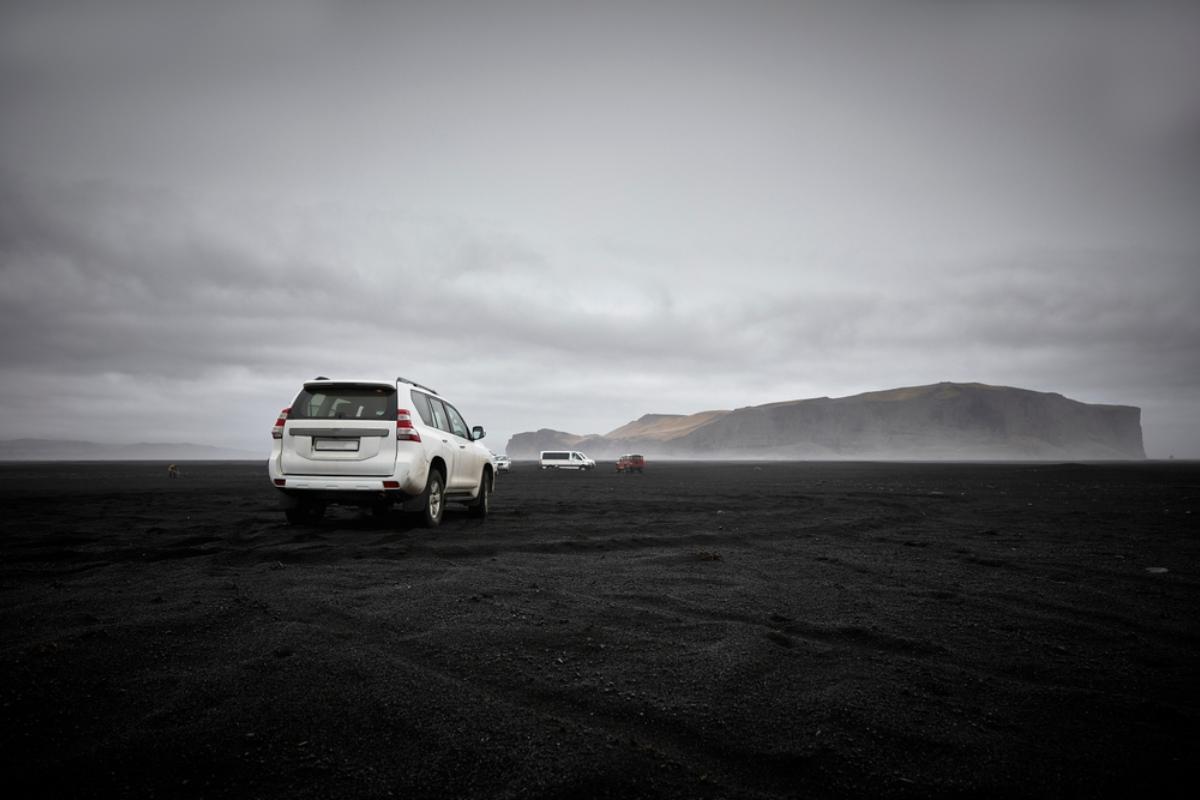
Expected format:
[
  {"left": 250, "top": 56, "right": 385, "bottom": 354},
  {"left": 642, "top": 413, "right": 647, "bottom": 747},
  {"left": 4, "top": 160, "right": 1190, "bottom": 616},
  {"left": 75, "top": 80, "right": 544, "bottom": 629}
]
[{"left": 1, "top": 460, "right": 1197, "bottom": 799}]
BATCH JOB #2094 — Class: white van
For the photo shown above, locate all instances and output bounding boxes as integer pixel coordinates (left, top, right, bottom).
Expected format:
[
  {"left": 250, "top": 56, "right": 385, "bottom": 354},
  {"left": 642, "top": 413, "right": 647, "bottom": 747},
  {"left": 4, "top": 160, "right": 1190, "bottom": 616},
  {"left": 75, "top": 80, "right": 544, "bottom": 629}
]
[{"left": 540, "top": 450, "right": 596, "bottom": 470}]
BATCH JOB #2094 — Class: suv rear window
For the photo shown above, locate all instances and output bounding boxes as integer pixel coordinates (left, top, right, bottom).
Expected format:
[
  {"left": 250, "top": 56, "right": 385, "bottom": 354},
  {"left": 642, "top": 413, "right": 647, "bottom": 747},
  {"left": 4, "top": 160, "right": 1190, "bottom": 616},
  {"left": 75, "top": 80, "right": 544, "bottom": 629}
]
[{"left": 291, "top": 385, "right": 397, "bottom": 420}]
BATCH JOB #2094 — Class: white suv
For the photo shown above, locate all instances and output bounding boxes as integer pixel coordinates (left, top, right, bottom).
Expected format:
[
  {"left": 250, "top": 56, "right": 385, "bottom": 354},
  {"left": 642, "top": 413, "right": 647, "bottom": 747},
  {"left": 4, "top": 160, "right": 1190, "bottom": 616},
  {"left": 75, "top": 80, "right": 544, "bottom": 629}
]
[{"left": 268, "top": 377, "right": 494, "bottom": 527}]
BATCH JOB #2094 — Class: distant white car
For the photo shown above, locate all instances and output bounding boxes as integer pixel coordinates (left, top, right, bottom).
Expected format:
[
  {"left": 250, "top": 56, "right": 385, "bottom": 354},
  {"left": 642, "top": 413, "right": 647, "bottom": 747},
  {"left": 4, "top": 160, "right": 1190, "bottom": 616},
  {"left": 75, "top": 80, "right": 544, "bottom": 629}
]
[
  {"left": 540, "top": 450, "right": 595, "bottom": 470},
  {"left": 493, "top": 454, "right": 512, "bottom": 472},
  {"left": 268, "top": 377, "right": 494, "bottom": 527}
]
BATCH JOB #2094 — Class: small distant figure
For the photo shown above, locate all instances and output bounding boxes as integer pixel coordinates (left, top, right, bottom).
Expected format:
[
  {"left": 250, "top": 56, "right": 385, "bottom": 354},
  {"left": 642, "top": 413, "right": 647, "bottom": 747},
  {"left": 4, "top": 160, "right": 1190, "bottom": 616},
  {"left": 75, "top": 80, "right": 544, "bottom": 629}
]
[{"left": 167, "top": 464, "right": 179, "bottom": 479}]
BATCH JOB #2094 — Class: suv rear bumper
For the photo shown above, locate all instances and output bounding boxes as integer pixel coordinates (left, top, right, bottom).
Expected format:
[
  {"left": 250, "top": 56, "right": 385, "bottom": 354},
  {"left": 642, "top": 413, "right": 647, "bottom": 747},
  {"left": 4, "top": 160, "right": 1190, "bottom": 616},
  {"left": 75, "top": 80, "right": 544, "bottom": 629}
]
[
  {"left": 268, "top": 455, "right": 426, "bottom": 497},
  {"left": 273, "top": 485, "right": 414, "bottom": 507},
  {"left": 275, "top": 477, "right": 396, "bottom": 491}
]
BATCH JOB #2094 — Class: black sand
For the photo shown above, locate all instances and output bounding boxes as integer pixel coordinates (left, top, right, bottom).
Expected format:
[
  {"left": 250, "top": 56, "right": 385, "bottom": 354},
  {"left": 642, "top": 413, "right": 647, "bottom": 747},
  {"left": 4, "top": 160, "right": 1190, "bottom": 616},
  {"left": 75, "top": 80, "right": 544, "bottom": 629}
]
[{"left": 1, "top": 460, "right": 1197, "bottom": 798}]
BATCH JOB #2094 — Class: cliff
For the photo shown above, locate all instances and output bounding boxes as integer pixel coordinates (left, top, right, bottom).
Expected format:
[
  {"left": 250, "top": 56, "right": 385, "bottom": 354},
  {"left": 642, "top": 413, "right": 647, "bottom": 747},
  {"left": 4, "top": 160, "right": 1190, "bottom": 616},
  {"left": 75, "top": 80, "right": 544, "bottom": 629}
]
[{"left": 505, "top": 383, "right": 1145, "bottom": 460}]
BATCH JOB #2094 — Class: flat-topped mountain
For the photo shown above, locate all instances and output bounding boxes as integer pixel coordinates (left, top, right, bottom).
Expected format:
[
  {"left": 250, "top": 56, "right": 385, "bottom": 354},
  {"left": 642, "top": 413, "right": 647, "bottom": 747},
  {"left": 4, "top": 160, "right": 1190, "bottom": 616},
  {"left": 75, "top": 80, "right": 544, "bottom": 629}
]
[
  {"left": 506, "top": 382, "right": 1145, "bottom": 460},
  {"left": 604, "top": 410, "right": 731, "bottom": 441}
]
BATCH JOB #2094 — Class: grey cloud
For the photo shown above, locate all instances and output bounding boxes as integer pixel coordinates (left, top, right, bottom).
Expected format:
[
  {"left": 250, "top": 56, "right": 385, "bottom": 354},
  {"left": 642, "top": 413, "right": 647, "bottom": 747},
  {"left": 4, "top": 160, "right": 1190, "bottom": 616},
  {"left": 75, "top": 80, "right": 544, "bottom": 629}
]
[
  {"left": 8, "top": 180, "right": 1198, "bottom": 353},
  {"left": 1, "top": 177, "right": 700, "bottom": 382},
  {"left": 5, "top": 173, "right": 1197, "bottom": 411},
  {"left": 1, "top": 178, "right": 431, "bottom": 376}
]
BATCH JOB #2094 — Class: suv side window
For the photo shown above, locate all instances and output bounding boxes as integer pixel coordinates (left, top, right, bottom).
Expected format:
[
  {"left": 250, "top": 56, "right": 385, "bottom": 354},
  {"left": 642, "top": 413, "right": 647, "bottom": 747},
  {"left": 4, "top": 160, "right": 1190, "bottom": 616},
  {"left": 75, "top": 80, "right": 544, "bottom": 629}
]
[
  {"left": 444, "top": 403, "right": 470, "bottom": 440},
  {"left": 428, "top": 396, "right": 452, "bottom": 433},
  {"left": 410, "top": 390, "right": 434, "bottom": 426}
]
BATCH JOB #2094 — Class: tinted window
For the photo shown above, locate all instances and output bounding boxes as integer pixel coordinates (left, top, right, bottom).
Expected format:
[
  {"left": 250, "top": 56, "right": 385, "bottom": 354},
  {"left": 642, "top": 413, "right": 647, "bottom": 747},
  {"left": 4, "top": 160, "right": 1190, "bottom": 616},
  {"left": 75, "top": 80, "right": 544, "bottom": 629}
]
[
  {"left": 428, "top": 396, "right": 451, "bottom": 432},
  {"left": 543, "top": 451, "right": 568, "bottom": 459},
  {"left": 291, "top": 385, "right": 396, "bottom": 420},
  {"left": 444, "top": 403, "right": 470, "bottom": 439},
  {"left": 410, "top": 390, "right": 434, "bottom": 426}
]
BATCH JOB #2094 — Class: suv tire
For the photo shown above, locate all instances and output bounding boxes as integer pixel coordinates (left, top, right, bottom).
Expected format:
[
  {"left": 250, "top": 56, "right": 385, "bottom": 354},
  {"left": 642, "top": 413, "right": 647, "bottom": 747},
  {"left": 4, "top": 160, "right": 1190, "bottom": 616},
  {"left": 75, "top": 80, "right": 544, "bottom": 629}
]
[
  {"left": 417, "top": 469, "right": 445, "bottom": 528},
  {"left": 468, "top": 470, "right": 492, "bottom": 518}
]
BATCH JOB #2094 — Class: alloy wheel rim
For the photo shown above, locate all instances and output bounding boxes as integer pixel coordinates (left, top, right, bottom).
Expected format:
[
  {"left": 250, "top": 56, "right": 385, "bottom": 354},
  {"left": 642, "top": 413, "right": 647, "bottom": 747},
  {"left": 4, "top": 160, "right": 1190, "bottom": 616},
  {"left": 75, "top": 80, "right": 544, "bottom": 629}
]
[{"left": 430, "top": 481, "right": 442, "bottom": 517}]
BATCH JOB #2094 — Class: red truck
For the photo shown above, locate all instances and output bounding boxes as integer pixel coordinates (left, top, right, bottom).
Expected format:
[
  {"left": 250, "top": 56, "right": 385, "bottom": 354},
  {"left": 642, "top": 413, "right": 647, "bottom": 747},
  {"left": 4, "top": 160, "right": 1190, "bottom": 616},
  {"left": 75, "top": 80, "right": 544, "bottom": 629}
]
[{"left": 615, "top": 454, "right": 645, "bottom": 474}]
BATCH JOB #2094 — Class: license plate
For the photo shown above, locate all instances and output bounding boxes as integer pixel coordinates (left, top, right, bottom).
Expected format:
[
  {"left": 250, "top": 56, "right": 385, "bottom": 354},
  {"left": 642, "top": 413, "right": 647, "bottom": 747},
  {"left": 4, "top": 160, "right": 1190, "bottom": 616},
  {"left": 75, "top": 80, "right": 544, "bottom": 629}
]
[{"left": 314, "top": 438, "right": 359, "bottom": 452}]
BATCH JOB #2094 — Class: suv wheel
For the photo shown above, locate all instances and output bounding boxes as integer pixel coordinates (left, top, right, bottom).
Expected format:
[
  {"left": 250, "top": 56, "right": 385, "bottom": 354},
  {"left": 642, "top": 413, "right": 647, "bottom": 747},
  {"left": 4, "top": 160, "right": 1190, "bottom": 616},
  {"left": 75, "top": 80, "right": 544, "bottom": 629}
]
[
  {"left": 418, "top": 469, "right": 445, "bottom": 528},
  {"left": 468, "top": 470, "right": 492, "bottom": 518}
]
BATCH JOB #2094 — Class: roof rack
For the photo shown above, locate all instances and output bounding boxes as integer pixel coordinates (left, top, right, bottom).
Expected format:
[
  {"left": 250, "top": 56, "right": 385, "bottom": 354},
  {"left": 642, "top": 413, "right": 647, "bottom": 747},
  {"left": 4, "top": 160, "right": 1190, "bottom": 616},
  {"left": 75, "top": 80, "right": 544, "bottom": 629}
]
[{"left": 396, "top": 376, "right": 438, "bottom": 395}]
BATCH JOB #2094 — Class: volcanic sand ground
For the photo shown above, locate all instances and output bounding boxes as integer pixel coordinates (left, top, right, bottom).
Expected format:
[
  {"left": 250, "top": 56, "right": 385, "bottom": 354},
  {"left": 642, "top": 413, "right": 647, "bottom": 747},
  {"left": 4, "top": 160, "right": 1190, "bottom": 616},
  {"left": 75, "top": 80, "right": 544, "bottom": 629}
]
[{"left": 1, "top": 461, "right": 1197, "bottom": 798}]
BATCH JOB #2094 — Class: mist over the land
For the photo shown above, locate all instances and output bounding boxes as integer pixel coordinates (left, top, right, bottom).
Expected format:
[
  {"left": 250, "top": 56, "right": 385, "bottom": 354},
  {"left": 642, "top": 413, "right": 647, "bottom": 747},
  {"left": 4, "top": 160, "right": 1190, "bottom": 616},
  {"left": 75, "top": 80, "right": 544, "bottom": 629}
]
[
  {"left": 0, "top": 438, "right": 257, "bottom": 462},
  {"left": 1, "top": 2, "right": 1198, "bottom": 456}
]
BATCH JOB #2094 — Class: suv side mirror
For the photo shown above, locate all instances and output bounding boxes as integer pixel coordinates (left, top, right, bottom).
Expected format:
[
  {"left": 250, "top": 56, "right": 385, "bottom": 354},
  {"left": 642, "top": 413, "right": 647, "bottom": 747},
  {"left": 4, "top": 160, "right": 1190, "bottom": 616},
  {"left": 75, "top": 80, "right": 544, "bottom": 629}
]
[{"left": 471, "top": 425, "right": 485, "bottom": 441}]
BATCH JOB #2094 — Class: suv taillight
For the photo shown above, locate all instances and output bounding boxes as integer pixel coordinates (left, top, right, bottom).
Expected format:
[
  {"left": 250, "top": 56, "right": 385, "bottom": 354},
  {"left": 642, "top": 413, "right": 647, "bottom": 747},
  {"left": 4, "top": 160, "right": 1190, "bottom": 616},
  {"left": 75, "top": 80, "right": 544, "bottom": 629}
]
[
  {"left": 397, "top": 409, "right": 422, "bottom": 442},
  {"left": 272, "top": 408, "right": 289, "bottom": 439}
]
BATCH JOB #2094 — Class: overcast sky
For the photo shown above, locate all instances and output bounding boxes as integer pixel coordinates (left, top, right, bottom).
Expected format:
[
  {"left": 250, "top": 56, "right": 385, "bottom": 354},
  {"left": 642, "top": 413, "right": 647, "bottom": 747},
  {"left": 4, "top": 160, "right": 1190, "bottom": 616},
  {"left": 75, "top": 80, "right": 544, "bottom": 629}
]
[{"left": 2, "top": 0, "right": 1198, "bottom": 457}]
